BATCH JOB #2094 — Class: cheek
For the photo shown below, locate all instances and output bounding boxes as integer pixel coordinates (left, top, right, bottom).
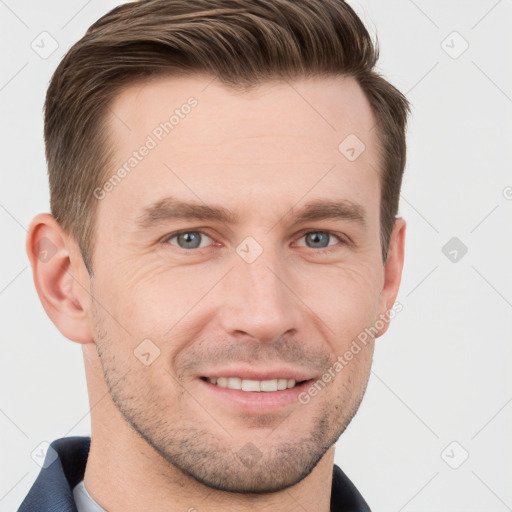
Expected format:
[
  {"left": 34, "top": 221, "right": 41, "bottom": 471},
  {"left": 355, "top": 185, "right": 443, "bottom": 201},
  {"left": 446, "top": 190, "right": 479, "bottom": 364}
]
[
  {"left": 95, "top": 256, "right": 227, "bottom": 351},
  {"left": 297, "top": 258, "right": 383, "bottom": 350}
]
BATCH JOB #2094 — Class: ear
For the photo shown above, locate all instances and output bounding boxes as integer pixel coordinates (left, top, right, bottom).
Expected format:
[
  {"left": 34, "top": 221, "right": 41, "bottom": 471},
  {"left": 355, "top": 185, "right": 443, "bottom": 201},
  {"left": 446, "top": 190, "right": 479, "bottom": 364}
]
[
  {"left": 376, "top": 217, "right": 406, "bottom": 338},
  {"left": 26, "top": 213, "right": 94, "bottom": 344}
]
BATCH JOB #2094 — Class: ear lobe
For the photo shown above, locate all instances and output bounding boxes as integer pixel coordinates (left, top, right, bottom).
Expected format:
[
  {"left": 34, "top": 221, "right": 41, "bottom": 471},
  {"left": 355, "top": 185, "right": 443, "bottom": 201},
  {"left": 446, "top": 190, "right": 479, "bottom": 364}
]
[
  {"left": 26, "top": 213, "right": 94, "bottom": 344},
  {"left": 376, "top": 217, "right": 406, "bottom": 338}
]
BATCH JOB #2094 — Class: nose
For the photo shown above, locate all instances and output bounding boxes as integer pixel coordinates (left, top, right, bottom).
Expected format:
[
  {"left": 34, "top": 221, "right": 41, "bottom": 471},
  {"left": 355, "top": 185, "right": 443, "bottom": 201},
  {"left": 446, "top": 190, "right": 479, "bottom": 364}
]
[{"left": 217, "top": 246, "right": 303, "bottom": 344}]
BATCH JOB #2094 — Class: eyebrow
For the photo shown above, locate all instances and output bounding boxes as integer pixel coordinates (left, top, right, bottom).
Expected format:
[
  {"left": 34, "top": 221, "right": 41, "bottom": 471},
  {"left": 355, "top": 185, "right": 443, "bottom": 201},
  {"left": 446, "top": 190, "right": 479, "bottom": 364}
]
[{"left": 135, "top": 196, "right": 366, "bottom": 229}]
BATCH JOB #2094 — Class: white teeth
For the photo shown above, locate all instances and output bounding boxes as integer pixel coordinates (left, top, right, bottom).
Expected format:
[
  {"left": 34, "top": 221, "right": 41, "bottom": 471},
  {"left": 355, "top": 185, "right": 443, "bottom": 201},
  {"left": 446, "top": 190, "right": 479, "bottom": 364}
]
[
  {"left": 227, "top": 377, "right": 241, "bottom": 389},
  {"left": 260, "top": 380, "right": 278, "bottom": 392},
  {"left": 206, "top": 377, "right": 298, "bottom": 392},
  {"left": 242, "top": 379, "right": 260, "bottom": 392},
  {"left": 277, "top": 379, "right": 288, "bottom": 390}
]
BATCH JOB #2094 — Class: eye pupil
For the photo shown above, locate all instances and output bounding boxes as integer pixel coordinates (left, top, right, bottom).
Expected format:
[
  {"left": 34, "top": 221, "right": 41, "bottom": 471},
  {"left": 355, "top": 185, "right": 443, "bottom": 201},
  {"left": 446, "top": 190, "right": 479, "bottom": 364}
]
[
  {"left": 306, "top": 232, "right": 329, "bottom": 248},
  {"left": 178, "top": 232, "right": 201, "bottom": 249}
]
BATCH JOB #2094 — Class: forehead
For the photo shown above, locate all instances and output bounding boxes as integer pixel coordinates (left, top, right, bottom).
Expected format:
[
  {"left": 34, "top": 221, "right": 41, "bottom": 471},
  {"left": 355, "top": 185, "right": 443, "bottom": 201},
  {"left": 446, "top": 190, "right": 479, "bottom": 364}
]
[
  {"left": 109, "top": 73, "right": 376, "bottom": 148},
  {"left": 99, "top": 74, "right": 380, "bottom": 228}
]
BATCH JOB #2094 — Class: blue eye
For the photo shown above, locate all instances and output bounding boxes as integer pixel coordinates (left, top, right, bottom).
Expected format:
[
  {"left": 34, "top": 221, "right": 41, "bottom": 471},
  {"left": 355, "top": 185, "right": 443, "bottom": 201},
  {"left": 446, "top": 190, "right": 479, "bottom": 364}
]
[
  {"left": 166, "top": 231, "right": 213, "bottom": 250},
  {"left": 303, "top": 232, "right": 336, "bottom": 249},
  {"left": 297, "top": 231, "right": 342, "bottom": 250}
]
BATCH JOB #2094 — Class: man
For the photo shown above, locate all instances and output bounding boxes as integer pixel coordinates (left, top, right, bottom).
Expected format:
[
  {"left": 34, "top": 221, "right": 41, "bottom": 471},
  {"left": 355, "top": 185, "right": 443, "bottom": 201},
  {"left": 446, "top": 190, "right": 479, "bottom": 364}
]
[{"left": 20, "top": 0, "right": 409, "bottom": 510}]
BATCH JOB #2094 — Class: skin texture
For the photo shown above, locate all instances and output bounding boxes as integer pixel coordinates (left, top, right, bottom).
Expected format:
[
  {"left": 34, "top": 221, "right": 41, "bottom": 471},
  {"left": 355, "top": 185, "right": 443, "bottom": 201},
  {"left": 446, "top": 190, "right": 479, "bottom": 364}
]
[{"left": 27, "top": 75, "right": 406, "bottom": 512}]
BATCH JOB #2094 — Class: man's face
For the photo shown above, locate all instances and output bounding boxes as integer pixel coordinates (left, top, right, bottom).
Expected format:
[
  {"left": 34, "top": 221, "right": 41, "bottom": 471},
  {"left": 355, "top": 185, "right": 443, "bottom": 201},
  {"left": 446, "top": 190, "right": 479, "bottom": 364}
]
[{"left": 88, "top": 75, "right": 390, "bottom": 492}]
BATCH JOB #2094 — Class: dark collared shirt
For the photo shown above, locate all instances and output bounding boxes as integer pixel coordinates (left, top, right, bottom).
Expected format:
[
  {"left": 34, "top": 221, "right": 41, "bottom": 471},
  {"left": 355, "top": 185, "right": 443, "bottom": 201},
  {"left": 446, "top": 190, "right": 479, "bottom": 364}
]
[{"left": 18, "top": 437, "right": 371, "bottom": 511}]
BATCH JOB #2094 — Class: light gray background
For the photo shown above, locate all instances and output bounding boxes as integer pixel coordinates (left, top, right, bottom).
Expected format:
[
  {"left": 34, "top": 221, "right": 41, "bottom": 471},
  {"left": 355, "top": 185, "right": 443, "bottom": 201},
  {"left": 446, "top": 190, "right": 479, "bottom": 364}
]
[{"left": 1, "top": 1, "right": 511, "bottom": 510}]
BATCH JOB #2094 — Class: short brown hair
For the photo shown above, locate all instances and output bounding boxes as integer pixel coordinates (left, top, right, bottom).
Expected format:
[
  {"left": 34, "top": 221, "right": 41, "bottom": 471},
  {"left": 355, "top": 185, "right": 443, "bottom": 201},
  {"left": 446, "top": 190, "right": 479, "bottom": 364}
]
[{"left": 45, "top": 0, "right": 409, "bottom": 274}]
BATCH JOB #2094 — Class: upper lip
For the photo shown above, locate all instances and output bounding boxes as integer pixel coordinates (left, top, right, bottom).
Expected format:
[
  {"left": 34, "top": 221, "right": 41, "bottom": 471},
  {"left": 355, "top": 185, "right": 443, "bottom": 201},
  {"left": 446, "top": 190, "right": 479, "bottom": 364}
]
[{"left": 199, "top": 366, "right": 316, "bottom": 382}]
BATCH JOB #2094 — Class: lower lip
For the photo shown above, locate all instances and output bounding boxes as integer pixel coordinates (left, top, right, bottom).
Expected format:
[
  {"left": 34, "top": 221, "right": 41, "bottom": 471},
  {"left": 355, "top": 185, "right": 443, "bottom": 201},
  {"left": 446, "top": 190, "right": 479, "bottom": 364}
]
[{"left": 197, "top": 378, "right": 313, "bottom": 414}]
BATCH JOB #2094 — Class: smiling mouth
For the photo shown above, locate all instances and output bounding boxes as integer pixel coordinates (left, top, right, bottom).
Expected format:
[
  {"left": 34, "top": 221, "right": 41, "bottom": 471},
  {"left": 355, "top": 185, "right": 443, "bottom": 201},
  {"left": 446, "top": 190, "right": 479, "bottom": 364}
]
[{"left": 200, "top": 376, "right": 308, "bottom": 392}]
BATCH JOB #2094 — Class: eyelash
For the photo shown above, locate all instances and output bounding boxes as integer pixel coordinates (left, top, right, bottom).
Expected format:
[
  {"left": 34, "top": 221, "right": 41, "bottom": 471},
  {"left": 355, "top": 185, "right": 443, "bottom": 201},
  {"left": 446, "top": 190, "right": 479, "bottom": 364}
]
[{"left": 162, "top": 229, "right": 348, "bottom": 254}]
